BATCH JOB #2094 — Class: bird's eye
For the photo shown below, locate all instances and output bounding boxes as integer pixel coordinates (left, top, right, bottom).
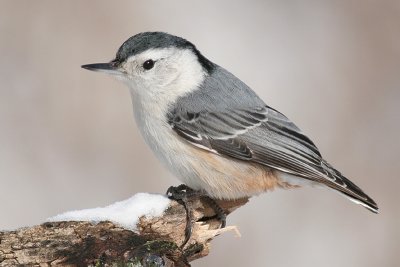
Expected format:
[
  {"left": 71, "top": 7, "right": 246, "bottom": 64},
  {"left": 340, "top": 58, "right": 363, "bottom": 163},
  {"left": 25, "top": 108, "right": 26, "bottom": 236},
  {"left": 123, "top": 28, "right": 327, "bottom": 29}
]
[{"left": 143, "top": 59, "right": 155, "bottom": 70}]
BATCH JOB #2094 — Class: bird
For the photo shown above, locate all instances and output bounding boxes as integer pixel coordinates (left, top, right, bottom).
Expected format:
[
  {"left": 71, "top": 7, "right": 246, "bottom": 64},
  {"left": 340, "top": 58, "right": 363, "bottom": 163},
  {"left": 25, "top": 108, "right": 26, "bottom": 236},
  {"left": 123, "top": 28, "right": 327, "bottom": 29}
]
[{"left": 82, "top": 32, "right": 378, "bottom": 217}]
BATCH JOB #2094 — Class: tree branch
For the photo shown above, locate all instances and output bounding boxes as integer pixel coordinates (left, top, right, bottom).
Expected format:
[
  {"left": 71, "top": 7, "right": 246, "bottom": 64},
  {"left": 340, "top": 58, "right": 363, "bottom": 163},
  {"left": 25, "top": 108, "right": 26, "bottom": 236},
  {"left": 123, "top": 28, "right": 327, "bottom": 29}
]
[{"left": 0, "top": 195, "right": 248, "bottom": 266}]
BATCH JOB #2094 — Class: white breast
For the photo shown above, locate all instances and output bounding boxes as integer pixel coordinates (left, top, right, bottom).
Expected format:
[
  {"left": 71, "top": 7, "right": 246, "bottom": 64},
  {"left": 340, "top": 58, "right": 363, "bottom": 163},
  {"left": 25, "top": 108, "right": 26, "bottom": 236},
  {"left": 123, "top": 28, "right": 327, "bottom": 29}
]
[{"left": 130, "top": 93, "right": 207, "bottom": 191}]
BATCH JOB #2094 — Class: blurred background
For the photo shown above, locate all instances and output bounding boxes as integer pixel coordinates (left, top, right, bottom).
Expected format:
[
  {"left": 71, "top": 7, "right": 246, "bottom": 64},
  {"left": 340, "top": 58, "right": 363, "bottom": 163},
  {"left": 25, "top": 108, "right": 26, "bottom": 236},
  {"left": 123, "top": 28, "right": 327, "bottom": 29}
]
[{"left": 1, "top": 1, "right": 399, "bottom": 266}]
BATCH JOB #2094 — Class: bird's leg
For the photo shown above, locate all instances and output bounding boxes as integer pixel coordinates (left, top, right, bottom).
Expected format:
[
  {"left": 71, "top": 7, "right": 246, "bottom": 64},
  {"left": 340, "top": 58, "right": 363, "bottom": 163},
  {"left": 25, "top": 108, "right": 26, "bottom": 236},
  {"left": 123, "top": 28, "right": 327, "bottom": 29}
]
[
  {"left": 166, "top": 184, "right": 199, "bottom": 248},
  {"left": 166, "top": 184, "right": 227, "bottom": 248}
]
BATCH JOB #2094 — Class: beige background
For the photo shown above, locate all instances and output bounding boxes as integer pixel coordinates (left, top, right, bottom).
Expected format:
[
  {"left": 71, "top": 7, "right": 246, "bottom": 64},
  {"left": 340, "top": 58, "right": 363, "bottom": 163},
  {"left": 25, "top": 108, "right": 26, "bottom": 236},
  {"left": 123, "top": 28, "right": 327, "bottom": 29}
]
[{"left": 1, "top": 1, "right": 399, "bottom": 266}]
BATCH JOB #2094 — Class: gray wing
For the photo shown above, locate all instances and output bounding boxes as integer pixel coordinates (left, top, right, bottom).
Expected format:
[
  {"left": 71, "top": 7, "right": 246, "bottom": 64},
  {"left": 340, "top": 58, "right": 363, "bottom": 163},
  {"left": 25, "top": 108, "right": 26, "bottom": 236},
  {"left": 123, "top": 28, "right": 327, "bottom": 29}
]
[
  {"left": 169, "top": 104, "right": 325, "bottom": 180},
  {"left": 167, "top": 66, "right": 378, "bottom": 212}
]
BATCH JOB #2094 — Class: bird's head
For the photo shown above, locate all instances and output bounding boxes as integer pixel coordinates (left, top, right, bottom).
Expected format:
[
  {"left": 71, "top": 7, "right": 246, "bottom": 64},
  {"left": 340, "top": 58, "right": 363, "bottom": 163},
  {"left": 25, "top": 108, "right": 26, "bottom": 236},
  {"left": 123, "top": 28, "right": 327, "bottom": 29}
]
[{"left": 82, "top": 32, "right": 214, "bottom": 100}]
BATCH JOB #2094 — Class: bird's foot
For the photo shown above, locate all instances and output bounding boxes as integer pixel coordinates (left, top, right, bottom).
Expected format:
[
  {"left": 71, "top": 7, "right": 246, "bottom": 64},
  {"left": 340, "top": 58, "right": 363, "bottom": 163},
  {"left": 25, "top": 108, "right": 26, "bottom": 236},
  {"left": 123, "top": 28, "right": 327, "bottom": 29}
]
[
  {"left": 202, "top": 197, "right": 226, "bottom": 228},
  {"left": 166, "top": 184, "right": 227, "bottom": 248}
]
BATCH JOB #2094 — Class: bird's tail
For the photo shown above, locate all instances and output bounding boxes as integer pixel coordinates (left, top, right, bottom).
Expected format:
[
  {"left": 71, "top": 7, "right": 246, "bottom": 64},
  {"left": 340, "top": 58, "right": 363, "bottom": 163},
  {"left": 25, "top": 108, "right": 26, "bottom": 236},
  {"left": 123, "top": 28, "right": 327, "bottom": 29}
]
[{"left": 321, "top": 160, "right": 378, "bottom": 213}]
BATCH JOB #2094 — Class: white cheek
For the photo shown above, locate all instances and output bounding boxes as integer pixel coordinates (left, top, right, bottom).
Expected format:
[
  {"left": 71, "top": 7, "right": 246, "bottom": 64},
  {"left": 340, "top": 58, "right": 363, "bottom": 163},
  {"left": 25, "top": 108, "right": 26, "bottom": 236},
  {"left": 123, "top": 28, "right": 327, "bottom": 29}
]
[
  {"left": 153, "top": 64, "right": 180, "bottom": 86},
  {"left": 118, "top": 62, "right": 144, "bottom": 91}
]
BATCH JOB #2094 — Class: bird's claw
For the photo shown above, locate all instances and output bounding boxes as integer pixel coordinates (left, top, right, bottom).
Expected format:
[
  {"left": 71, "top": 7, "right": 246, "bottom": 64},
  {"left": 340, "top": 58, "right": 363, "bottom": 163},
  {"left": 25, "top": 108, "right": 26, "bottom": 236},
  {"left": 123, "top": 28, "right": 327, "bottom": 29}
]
[{"left": 166, "top": 184, "right": 196, "bottom": 200}]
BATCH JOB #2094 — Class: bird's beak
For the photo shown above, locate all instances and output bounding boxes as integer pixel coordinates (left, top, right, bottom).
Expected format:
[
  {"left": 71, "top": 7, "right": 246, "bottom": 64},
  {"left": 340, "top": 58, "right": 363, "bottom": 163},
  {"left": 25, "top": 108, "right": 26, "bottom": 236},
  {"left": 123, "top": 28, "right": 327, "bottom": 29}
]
[{"left": 81, "top": 60, "right": 123, "bottom": 75}]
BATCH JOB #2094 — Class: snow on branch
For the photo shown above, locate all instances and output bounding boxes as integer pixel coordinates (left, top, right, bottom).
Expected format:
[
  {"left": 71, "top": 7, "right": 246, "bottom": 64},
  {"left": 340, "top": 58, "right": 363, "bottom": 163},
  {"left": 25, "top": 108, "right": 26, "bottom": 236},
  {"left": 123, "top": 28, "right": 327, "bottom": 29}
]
[
  {"left": 0, "top": 193, "right": 248, "bottom": 266},
  {"left": 48, "top": 193, "right": 171, "bottom": 231}
]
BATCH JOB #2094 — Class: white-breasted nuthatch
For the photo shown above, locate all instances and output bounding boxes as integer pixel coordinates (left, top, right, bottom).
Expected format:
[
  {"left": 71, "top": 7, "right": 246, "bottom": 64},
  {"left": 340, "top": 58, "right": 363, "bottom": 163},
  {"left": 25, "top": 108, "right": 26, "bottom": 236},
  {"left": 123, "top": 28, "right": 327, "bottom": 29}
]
[{"left": 82, "top": 32, "right": 378, "bottom": 213}]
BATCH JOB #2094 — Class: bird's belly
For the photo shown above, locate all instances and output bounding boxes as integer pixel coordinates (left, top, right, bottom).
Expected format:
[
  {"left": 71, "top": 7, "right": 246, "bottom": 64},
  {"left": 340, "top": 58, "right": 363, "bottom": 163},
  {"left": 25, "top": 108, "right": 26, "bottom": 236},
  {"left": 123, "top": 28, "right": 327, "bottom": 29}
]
[{"left": 181, "top": 144, "right": 299, "bottom": 199}]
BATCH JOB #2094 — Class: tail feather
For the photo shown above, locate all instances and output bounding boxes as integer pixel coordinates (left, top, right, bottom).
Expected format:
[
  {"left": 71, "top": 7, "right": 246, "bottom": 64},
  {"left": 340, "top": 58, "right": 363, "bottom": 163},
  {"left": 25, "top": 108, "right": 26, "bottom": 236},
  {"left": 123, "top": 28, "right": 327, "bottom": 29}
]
[{"left": 321, "top": 161, "right": 378, "bottom": 213}]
